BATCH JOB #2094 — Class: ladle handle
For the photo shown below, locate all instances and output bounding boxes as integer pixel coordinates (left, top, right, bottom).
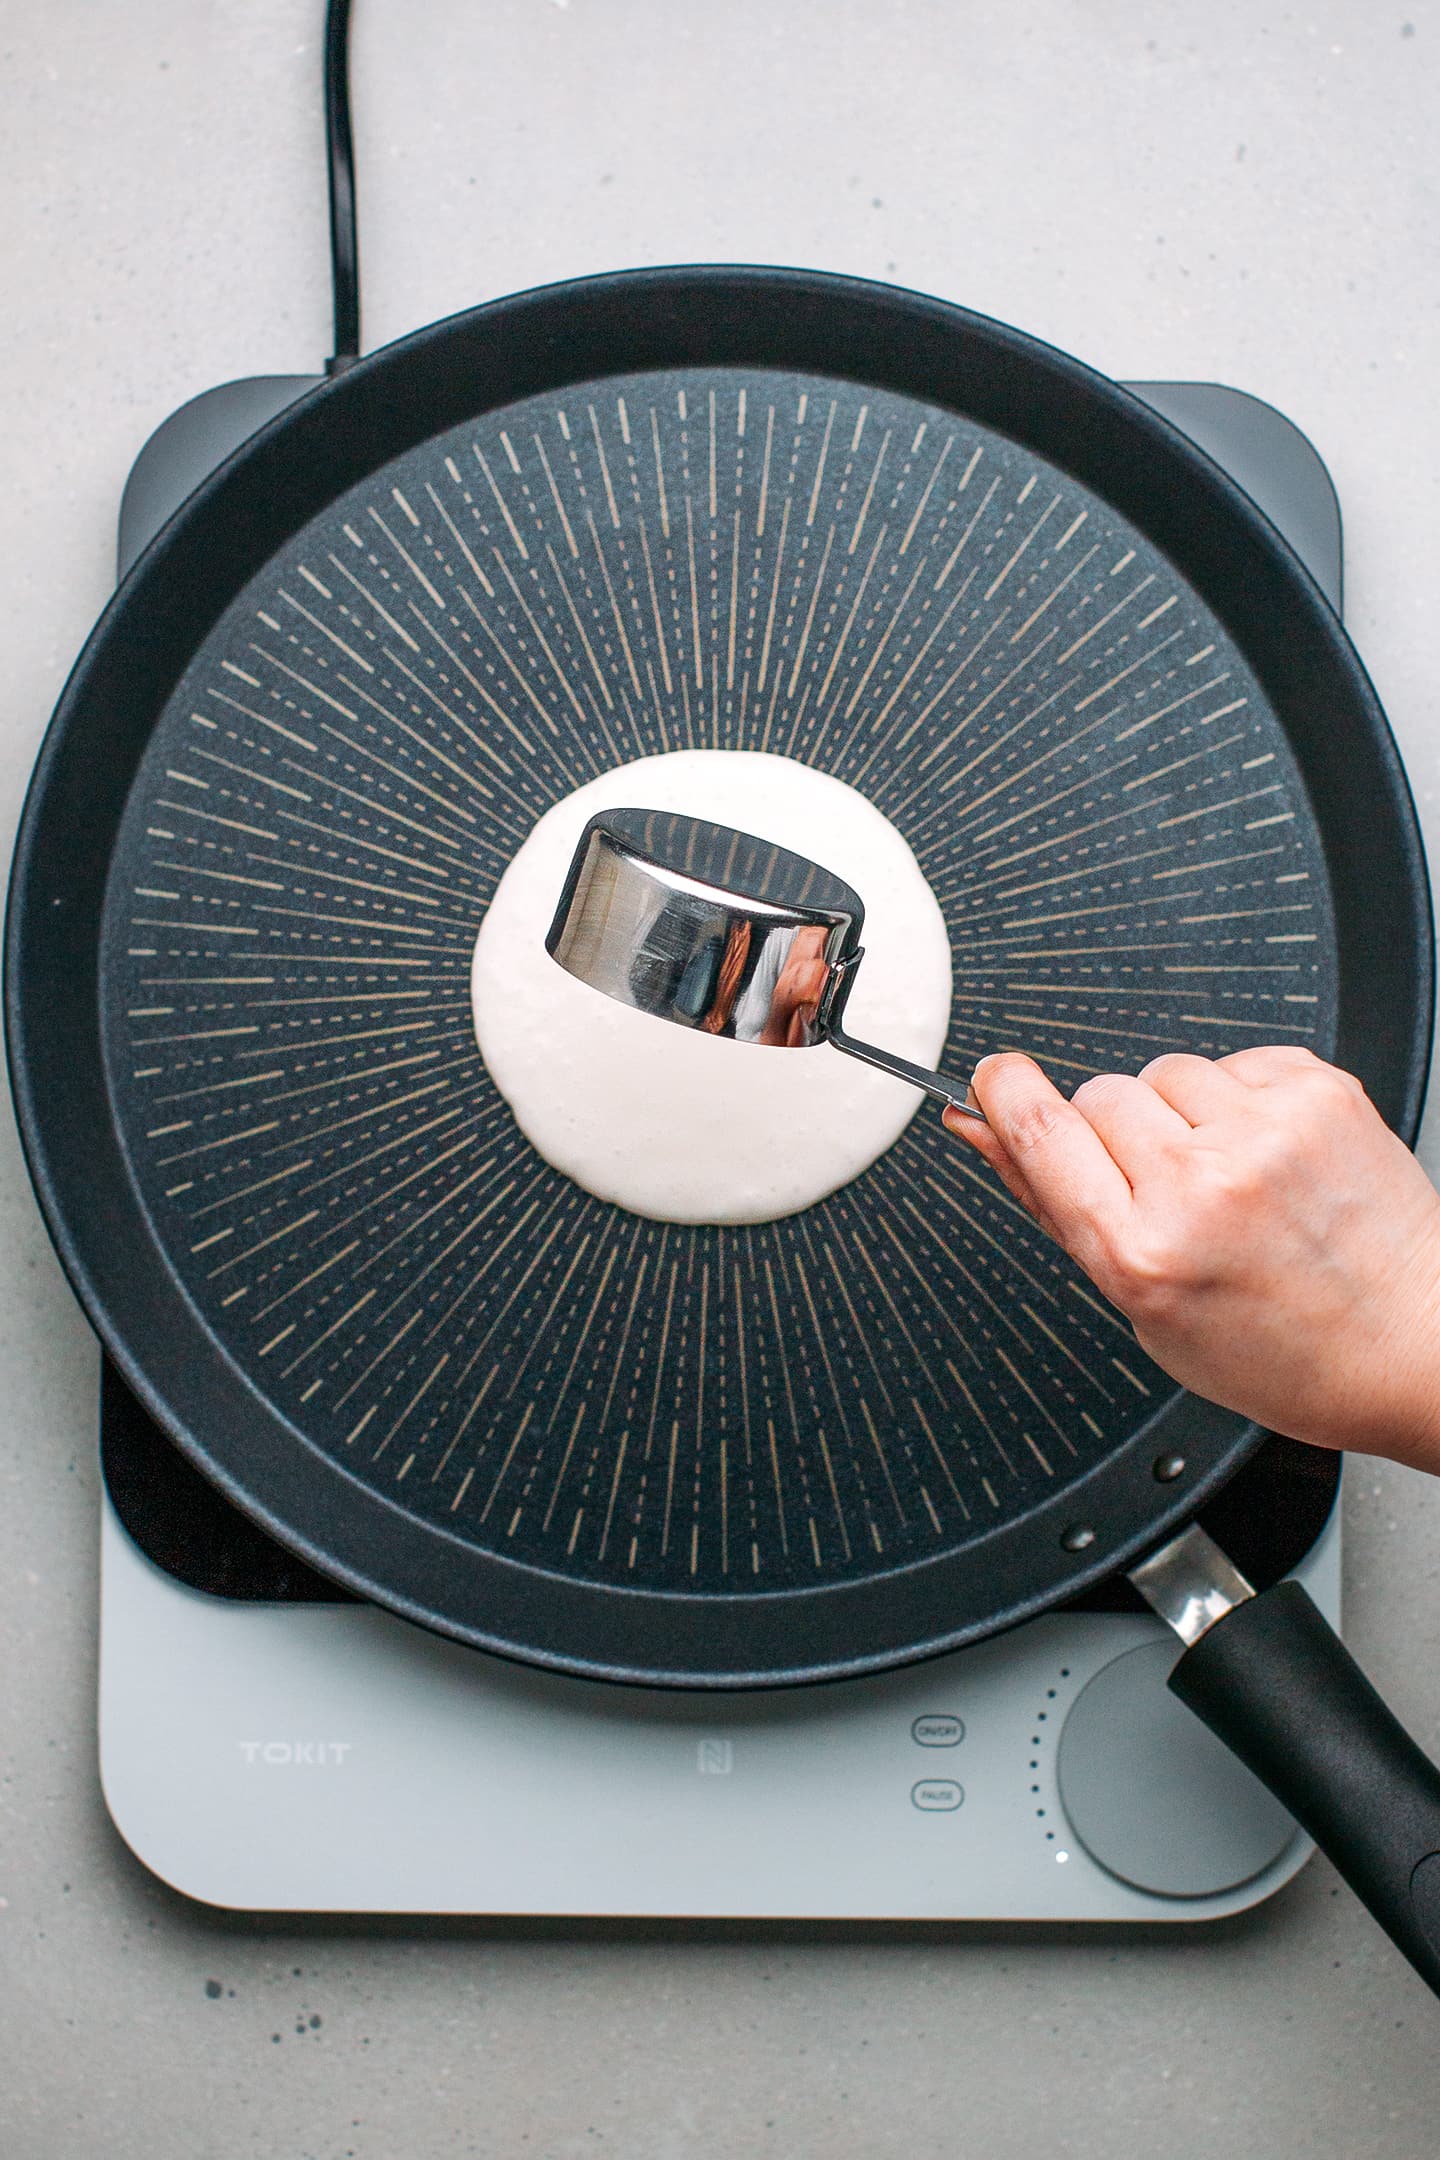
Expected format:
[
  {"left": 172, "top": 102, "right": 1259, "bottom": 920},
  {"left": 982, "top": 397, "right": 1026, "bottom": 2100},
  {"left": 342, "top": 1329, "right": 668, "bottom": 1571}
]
[{"left": 826, "top": 1023, "right": 987, "bottom": 1121}]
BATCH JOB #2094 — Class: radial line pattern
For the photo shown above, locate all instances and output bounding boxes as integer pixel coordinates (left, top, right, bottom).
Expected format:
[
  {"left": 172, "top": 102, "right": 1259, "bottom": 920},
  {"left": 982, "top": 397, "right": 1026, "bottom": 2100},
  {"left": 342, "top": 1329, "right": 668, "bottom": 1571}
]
[{"left": 101, "top": 368, "right": 1337, "bottom": 1594}]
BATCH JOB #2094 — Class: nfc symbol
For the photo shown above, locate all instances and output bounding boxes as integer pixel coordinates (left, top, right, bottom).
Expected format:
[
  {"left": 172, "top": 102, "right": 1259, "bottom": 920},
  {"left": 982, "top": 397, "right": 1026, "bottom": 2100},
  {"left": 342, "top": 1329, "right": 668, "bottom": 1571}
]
[{"left": 697, "top": 1738, "right": 734, "bottom": 1775}]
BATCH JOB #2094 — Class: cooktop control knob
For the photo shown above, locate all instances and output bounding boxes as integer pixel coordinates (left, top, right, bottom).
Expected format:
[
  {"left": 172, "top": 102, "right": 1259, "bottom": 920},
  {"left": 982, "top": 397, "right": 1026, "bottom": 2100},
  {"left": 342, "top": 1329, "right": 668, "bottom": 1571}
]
[{"left": 1056, "top": 1640, "right": 1299, "bottom": 1898}]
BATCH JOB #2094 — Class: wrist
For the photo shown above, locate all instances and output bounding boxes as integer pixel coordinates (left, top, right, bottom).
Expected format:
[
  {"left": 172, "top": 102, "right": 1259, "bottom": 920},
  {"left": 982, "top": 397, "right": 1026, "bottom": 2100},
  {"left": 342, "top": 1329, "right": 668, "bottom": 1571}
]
[{"left": 1323, "top": 1252, "right": 1440, "bottom": 1472}]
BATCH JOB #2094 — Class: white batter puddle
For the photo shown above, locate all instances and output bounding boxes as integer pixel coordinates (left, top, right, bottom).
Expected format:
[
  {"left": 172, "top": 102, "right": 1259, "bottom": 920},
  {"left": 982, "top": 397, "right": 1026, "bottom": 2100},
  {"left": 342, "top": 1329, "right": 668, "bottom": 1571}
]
[{"left": 470, "top": 750, "right": 952, "bottom": 1224}]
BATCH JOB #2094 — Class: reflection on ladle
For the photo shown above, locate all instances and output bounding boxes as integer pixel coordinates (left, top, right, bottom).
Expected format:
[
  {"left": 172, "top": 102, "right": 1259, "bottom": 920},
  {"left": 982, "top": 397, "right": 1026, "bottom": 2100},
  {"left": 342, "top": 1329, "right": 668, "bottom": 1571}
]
[{"left": 545, "top": 807, "right": 987, "bottom": 1120}]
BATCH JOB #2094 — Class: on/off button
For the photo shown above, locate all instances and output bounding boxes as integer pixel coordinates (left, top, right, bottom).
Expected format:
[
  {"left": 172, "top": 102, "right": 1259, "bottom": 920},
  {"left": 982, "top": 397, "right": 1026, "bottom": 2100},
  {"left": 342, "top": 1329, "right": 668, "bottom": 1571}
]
[
  {"left": 912, "top": 1714, "right": 964, "bottom": 1747},
  {"left": 912, "top": 1780, "right": 964, "bottom": 1812}
]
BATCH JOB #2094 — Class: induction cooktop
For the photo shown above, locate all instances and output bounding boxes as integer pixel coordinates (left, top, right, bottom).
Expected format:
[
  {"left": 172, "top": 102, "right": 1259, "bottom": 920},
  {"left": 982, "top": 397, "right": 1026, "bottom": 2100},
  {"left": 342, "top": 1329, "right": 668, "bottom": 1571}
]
[{"left": 98, "top": 373, "right": 1345, "bottom": 1919}]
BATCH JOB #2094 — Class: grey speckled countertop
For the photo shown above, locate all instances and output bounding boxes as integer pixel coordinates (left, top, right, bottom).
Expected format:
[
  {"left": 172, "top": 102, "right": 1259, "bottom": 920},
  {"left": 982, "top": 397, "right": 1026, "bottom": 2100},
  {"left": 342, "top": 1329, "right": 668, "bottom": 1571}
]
[{"left": 6, "top": 3, "right": 1440, "bottom": 2154}]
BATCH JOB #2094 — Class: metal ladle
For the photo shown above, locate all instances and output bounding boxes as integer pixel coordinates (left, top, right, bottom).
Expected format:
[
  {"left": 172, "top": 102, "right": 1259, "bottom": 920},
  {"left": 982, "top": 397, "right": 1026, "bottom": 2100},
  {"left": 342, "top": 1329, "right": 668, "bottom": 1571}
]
[{"left": 545, "top": 808, "right": 986, "bottom": 1121}]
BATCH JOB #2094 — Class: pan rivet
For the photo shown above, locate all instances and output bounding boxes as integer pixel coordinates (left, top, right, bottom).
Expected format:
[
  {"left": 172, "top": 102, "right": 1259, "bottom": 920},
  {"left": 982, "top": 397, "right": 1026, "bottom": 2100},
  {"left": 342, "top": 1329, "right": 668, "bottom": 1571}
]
[
  {"left": 1060, "top": 1524, "right": 1096, "bottom": 1553},
  {"left": 1153, "top": 1453, "right": 1186, "bottom": 1482}
]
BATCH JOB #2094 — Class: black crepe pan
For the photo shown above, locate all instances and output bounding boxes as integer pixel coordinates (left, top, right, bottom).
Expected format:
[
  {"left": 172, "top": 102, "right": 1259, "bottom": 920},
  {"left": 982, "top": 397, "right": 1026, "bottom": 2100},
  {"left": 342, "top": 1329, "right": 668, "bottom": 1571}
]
[{"left": 9, "top": 264, "right": 1440, "bottom": 1987}]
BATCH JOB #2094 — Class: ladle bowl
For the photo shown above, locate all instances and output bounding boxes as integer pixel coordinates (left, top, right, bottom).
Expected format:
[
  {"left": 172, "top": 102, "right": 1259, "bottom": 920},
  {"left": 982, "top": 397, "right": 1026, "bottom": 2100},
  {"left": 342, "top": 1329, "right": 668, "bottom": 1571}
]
[{"left": 545, "top": 807, "right": 986, "bottom": 1118}]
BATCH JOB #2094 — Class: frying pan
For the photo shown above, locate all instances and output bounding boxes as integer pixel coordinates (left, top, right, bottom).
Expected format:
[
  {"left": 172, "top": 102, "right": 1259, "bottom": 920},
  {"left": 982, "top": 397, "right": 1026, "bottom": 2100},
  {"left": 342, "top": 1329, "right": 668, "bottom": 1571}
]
[{"left": 8, "top": 262, "right": 1440, "bottom": 1986}]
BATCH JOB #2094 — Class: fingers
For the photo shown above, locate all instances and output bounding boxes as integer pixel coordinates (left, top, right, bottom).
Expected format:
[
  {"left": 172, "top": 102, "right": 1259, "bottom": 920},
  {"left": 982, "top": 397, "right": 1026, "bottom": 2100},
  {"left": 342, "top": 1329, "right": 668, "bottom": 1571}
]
[
  {"left": 1094, "top": 1048, "right": 1356, "bottom": 1129},
  {"left": 952, "top": 1054, "right": 1133, "bottom": 1264},
  {"left": 940, "top": 1045, "right": 1368, "bottom": 1276},
  {"left": 1216, "top": 1044, "right": 1361, "bottom": 1093},
  {"left": 1068, "top": 1069, "right": 1193, "bottom": 1177},
  {"left": 942, "top": 1106, "right": 1059, "bottom": 1233},
  {"left": 1135, "top": 1052, "right": 1251, "bottom": 1125},
  {"left": 943, "top": 1099, "right": 1046, "bottom": 1201}
]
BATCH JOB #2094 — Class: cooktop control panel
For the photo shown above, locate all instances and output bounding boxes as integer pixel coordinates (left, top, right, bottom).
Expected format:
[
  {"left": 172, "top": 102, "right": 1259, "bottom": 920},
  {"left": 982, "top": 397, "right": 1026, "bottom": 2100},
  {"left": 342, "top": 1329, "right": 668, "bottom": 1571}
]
[{"left": 100, "top": 1482, "right": 1336, "bottom": 1917}]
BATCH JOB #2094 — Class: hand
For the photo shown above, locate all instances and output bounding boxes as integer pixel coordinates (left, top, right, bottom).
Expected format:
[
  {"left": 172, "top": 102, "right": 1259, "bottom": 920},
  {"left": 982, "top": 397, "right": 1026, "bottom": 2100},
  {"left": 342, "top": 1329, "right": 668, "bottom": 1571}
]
[{"left": 943, "top": 1047, "right": 1440, "bottom": 1471}]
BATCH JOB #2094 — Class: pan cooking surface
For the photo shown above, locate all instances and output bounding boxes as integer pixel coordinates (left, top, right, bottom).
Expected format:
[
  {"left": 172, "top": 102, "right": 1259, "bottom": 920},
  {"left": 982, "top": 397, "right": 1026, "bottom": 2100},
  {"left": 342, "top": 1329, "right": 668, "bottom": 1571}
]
[{"left": 100, "top": 366, "right": 1336, "bottom": 1595}]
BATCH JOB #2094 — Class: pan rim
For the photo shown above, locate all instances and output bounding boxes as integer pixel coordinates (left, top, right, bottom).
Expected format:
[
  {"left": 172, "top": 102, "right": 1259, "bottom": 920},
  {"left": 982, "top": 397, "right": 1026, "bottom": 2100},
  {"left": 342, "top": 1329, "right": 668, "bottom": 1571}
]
[{"left": 6, "top": 263, "right": 1432, "bottom": 1685}]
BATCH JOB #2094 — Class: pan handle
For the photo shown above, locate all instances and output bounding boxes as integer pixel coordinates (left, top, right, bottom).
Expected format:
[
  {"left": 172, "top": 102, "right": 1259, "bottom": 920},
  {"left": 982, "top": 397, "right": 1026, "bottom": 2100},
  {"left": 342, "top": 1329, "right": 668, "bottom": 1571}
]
[{"left": 1136, "top": 1529, "right": 1440, "bottom": 1995}]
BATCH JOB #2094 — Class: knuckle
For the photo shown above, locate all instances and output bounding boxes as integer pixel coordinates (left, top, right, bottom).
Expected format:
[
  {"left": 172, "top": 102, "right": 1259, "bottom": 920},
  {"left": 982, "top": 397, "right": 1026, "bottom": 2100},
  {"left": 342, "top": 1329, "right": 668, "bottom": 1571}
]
[
  {"left": 1071, "top": 1071, "right": 1132, "bottom": 1115},
  {"left": 1316, "top": 1061, "right": 1367, "bottom": 1104},
  {"left": 1104, "top": 1230, "right": 1190, "bottom": 1320},
  {"left": 1220, "top": 1044, "right": 1317, "bottom": 1084},
  {"left": 1191, "top": 1144, "right": 1273, "bottom": 1216},
  {"left": 1277, "top": 1044, "right": 1323, "bottom": 1068},
  {"left": 1137, "top": 1052, "right": 1204, "bottom": 1088},
  {"left": 1001, "top": 1094, "right": 1068, "bottom": 1161}
]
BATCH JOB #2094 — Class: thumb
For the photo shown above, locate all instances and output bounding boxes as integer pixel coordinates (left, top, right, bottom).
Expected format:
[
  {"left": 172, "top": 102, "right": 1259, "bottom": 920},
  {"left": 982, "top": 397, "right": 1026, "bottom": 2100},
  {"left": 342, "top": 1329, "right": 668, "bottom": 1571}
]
[{"left": 958, "top": 1054, "right": 1132, "bottom": 1265}]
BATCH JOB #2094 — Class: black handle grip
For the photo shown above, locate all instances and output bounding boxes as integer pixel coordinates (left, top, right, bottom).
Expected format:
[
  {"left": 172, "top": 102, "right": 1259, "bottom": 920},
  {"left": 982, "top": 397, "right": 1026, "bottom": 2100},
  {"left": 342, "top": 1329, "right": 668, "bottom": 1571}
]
[{"left": 1169, "top": 1578, "right": 1440, "bottom": 1995}]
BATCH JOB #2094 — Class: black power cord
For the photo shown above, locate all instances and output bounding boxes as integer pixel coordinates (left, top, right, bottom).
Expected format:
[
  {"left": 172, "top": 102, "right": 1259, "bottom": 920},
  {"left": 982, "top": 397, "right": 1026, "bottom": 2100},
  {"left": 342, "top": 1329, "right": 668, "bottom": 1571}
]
[{"left": 324, "top": 0, "right": 361, "bottom": 374}]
